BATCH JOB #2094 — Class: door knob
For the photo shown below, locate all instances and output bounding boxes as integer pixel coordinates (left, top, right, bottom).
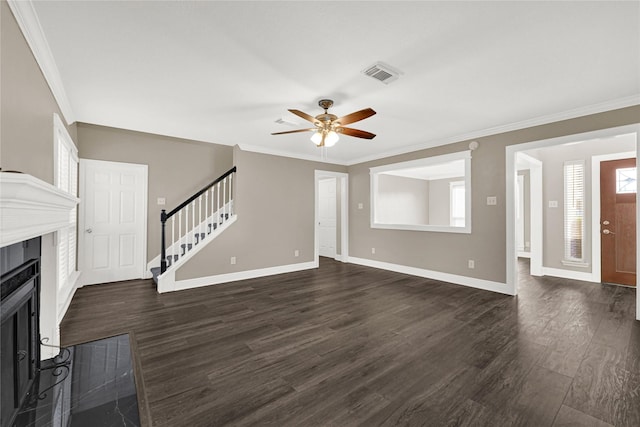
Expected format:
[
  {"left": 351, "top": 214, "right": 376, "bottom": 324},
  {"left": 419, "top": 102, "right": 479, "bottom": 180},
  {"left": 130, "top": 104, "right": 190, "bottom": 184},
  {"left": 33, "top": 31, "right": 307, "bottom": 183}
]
[
  {"left": 602, "top": 229, "right": 615, "bottom": 235},
  {"left": 602, "top": 220, "right": 610, "bottom": 225},
  {"left": 85, "top": 228, "right": 93, "bottom": 233}
]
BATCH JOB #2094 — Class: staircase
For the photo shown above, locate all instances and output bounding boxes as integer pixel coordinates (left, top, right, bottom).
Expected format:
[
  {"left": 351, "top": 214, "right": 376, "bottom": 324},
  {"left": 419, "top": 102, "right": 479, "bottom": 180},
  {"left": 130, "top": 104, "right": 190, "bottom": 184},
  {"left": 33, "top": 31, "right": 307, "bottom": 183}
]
[{"left": 151, "top": 167, "right": 236, "bottom": 286}]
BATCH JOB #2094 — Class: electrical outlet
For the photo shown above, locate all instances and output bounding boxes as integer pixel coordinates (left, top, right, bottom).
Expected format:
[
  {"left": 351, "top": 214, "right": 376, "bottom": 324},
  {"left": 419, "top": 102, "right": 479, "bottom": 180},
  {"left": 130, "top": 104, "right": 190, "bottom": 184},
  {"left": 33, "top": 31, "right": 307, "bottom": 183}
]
[
  {"left": 230, "top": 256, "right": 236, "bottom": 265},
  {"left": 157, "top": 197, "right": 166, "bottom": 205},
  {"left": 468, "top": 259, "right": 475, "bottom": 269},
  {"left": 486, "top": 196, "right": 497, "bottom": 206},
  {"left": 371, "top": 247, "right": 376, "bottom": 254},
  {"left": 294, "top": 249, "right": 299, "bottom": 257},
  {"left": 358, "top": 203, "right": 364, "bottom": 210}
]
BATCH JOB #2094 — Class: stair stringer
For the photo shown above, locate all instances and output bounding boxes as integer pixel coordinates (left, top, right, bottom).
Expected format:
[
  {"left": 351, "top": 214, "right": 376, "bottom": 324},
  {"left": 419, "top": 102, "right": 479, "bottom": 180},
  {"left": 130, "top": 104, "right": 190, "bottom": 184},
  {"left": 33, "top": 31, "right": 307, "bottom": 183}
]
[{"left": 156, "top": 215, "right": 237, "bottom": 293}]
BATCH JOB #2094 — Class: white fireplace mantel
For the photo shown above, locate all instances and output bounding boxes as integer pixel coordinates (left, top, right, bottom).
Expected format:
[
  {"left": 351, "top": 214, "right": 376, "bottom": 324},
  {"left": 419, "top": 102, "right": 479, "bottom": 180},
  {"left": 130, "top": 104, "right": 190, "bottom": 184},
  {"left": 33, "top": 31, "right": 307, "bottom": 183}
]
[{"left": 0, "top": 173, "right": 79, "bottom": 248}]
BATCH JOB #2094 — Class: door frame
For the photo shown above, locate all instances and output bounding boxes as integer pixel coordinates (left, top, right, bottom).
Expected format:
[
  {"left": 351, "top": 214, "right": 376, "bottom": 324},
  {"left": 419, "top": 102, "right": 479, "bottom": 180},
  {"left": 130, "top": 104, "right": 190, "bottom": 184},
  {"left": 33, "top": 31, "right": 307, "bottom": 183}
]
[
  {"left": 78, "top": 159, "right": 148, "bottom": 286},
  {"left": 314, "top": 170, "right": 349, "bottom": 264},
  {"left": 505, "top": 124, "right": 640, "bottom": 321},
  {"left": 516, "top": 152, "right": 543, "bottom": 276}
]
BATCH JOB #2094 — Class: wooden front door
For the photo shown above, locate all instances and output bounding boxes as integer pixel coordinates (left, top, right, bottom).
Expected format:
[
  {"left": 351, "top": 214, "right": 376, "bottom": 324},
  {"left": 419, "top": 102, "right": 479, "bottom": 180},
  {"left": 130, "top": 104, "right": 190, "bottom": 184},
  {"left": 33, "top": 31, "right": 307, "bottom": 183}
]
[{"left": 601, "top": 158, "right": 636, "bottom": 286}]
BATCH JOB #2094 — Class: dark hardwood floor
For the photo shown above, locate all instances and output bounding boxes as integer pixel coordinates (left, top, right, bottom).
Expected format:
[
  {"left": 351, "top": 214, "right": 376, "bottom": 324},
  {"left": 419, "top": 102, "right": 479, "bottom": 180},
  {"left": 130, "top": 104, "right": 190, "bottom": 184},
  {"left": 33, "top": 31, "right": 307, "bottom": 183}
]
[{"left": 60, "top": 258, "right": 639, "bottom": 427}]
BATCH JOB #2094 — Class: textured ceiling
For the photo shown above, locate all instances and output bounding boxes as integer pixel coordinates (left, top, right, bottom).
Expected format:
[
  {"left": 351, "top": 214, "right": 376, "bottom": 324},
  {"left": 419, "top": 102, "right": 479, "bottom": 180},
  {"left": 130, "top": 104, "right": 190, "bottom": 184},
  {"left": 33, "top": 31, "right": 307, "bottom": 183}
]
[{"left": 32, "top": 1, "right": 640, "bottom": 164}]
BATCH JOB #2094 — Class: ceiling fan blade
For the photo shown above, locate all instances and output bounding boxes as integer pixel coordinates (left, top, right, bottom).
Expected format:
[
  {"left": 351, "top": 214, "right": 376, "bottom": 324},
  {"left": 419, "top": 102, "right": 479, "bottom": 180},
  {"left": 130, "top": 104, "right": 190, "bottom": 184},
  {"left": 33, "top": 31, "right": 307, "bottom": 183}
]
[
  {"left": 288, "top": 109, "right": 318, "bottom": 124},
  {"left": 338, "top": 127, "right": 376, "bottom": 139},
  {"left": 271, "top": 128, "right": 315, "bottom": 135},
  {"left": 336, "top": 108, "right": 376, "bottom": 126}
]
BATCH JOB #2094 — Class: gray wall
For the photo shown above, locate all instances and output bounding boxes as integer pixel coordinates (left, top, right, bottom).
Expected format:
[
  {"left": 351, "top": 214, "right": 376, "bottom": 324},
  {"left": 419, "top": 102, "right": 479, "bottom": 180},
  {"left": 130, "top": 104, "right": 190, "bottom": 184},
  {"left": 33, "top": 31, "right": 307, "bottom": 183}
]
[
  {"left": 428, "top": 176, "right": 464, "bottom": 226},
  {"left": 525, "top": 136, "right": 636, "bottom": 272},
  {"left": 176, "top": 147, "right": 346, "bottom": 280},
  {"left": 1, "top": 0, "right": 77, "bottom": 182},
  {"left": 348, "top": 105, "right": 640, "bottom": 284},
  {"left": 77, "top": 123, "right": 233, "bottom": 262},
  {"left": 377, "top": 174, "right": 429, "bottom": 225}
]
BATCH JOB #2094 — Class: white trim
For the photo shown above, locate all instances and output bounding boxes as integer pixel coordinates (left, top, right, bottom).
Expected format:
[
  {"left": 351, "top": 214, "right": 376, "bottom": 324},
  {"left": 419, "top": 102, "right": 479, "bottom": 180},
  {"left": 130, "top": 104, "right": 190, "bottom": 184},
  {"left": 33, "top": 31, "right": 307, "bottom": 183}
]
[
  {"left": 314, "top": 170, "right": 349, "bottom": 265},
  {"left": 158, "top": 261, "right": 317, "bottom": 293},
  {"left": 7, "top": 0, "right": 76, "bottom": 125},
  {"left": 591, "top": 151, "right": 636, "bottom": 288},
  {"left": 370, "top": 150, "right": 472, "bottom": 234},
  {"left": 517, "top": 251, "right": 531, "bottom": 259},
  {"left": 541, "top": 267, "right": 599, "bottom": 283},
  {"left": 348, "top": 96, "right": 640, "bottom": 166},
  {"left": 78, "top": 159, "right": 148, "bottom": 285},
  {"left": 238, "top": 144, "right": 348, "bottom": 166},
  {"left": 156, "top": 214, "right": 237, "bottom": 278},
  {"left": 506, "top": 124, "right": 640, "bottom": 318},
  {"left": 57, "top": 271, "right": 80, "bottom": 321},
  {"left": 561, "top": 260, "right": 590, "bottom": 268},
  {"left": 347, "top": 256, "right": 513, "bottom": 295},
  {"left": 0, "top": 174, "right": 79, "bottom": 248}
]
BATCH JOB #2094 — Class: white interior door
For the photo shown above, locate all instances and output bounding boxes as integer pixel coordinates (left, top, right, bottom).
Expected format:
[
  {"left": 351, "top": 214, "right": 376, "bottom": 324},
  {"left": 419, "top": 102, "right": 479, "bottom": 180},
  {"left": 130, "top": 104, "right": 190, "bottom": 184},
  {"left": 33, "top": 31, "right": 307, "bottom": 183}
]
[
  {"left": 318, "top": 178, "right": 337, "bottom": 258},
  {"left": 79, "top": 159, "right": 147, "bottom": 285}
]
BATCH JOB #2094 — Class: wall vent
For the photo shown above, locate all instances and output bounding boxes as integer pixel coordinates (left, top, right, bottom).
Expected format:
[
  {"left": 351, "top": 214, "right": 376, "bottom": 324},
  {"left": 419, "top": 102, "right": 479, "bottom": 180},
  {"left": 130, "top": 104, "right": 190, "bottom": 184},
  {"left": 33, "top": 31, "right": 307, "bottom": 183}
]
[
  {"left": 274, "top": 118, "right": 299, "bottom": 127},
  {"left": 362, "top": 62, "right": 401, "bottom": 84}
]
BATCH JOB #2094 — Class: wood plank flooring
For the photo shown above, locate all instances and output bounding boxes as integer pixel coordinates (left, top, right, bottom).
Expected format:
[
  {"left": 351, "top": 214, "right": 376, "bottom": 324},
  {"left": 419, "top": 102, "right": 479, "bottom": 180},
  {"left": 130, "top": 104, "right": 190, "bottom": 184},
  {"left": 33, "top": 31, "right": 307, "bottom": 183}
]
[{"left": 60, "top": 259, "right": 639, "bottom": 427}]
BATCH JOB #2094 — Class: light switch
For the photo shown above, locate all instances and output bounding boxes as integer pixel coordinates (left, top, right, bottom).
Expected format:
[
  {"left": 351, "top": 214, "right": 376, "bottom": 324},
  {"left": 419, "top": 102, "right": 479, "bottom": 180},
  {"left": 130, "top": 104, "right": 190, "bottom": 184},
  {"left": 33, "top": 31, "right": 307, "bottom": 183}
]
[
  {"left": 157, "top": 197, "right": 166, "bottom": 206},
  {"left": 487, "top": 196, "right": 497, "bottom": 206},
  {"left": 358, "top": 203, "right": 364, "bottom": 210},
  {"left": 548, "top": 200, "right": 558, "bottom": 208}
]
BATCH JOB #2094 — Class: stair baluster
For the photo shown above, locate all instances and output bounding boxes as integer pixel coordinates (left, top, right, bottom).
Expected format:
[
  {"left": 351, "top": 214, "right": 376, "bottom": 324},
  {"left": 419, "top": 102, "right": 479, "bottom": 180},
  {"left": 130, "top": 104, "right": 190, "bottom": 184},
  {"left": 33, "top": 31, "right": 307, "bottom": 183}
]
[{"left": 158, "top": 167, "right": 236, "bottom": 275}]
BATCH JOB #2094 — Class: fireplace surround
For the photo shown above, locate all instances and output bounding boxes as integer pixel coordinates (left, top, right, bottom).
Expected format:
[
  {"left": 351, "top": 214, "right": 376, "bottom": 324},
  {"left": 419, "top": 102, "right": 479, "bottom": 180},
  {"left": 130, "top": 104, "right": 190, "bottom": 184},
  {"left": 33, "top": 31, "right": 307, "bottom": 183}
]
[{"left": 1, "top": 237, "right": 41, "bottom": 427}]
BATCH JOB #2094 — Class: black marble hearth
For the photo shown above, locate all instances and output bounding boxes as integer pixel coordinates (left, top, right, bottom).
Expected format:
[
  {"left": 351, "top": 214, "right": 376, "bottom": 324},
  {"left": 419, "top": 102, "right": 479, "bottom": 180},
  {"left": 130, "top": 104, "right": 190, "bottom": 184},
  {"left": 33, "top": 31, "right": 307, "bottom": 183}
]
[{"left": 14, "top": 334, "right": 140, "bottom": 427}]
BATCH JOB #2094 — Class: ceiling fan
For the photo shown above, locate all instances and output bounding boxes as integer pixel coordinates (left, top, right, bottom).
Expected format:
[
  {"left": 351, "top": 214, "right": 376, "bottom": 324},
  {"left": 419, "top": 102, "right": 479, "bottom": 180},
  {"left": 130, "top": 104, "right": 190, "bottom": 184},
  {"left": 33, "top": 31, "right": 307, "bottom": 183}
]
[{"left": 271, "top": 99, "right": 376, "bottom": 147}]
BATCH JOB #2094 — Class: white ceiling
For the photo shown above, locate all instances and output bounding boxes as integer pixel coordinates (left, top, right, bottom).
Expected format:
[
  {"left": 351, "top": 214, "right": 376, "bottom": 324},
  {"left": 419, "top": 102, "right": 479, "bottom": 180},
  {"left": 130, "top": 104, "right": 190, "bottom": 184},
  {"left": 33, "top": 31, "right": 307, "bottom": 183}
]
[
  {"left": 382, "top": 159, "right": 465, "bottom": 181},
  {"left": 31, "top": 1, "right": 640, "bottom": 165}
]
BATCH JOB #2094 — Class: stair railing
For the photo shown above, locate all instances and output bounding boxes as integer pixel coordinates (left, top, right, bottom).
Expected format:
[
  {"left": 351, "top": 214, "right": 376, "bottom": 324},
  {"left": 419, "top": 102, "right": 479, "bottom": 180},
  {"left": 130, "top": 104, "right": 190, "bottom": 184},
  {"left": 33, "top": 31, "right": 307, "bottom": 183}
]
[{"left": 160, "top": 166, "right": 236, "bottom": 274}]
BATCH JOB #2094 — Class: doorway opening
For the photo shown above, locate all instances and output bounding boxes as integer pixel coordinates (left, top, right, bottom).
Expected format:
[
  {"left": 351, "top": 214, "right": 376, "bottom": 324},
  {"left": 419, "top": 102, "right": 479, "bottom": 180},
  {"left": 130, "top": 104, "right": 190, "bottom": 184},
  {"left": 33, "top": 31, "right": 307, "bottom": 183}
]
[
  {"left": 506, "top": 124, "right": 640, "bottom": 321},
  {"left": 314, "top": 171, "right": 348, "bottom": 264}
]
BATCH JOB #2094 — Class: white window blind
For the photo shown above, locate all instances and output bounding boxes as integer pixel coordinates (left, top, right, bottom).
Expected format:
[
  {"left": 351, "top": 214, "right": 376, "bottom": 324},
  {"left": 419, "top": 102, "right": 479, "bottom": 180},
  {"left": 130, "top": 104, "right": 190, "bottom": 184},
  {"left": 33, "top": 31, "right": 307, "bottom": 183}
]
[
  {"left": 54, "top": 114, "right": 79, "bottom": 291},
  {"left": 450, "top": 181, "right": 465, "bottom": 227},
  {"left": 564, "top": 160, "right": 585, "bottom": 262}
]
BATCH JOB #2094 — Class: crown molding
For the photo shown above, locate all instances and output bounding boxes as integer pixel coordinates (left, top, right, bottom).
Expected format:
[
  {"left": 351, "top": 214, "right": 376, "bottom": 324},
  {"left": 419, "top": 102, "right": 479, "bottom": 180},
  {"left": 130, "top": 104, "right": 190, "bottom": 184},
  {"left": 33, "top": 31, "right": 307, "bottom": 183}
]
[
  {"left": 346, "top": 95, "right": 640, "bottom": 166},
  {"left": 7, "top": 0, "right": 76, "bottom": 125},
  {"left": 237, "top": 144, "right": 348, "bottom": 166}
]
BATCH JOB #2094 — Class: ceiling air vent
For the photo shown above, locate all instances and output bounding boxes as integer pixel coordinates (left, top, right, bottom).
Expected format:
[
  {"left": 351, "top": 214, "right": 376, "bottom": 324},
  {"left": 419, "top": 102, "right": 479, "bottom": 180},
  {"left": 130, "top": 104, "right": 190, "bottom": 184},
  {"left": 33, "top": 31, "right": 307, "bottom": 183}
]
[{"left": 362, "top": 62, "right": 401, "bottom": 85}]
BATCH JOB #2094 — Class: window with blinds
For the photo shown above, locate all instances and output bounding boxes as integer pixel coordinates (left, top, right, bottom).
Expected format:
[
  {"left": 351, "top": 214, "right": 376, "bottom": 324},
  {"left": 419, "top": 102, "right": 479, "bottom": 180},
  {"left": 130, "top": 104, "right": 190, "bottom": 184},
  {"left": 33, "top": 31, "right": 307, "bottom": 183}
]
[
  {"left": 54, "top": 114, "right": 79, "bottom": 291},
  {"left": 564, "top": 160, "right": 585, "bottom": 262}
]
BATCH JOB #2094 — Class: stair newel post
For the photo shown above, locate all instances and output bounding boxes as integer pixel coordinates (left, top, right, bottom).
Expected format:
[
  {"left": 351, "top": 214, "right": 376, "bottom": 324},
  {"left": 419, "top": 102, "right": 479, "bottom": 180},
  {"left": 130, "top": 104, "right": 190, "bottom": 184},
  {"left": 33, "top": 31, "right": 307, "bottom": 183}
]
[
  {"left": 161, "top": 210, "right": 167, "bottom": 274},
  {"left": 191, "top": 201, "right": 195, "bottom": 242}
]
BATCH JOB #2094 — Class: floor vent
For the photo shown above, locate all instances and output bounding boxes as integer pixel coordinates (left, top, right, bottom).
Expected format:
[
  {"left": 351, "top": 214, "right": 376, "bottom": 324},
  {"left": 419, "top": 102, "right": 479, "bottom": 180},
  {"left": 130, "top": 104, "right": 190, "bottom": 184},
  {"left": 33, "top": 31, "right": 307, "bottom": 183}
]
[{"left": 362, "top": 62, "right": 401, "bottom": 84}]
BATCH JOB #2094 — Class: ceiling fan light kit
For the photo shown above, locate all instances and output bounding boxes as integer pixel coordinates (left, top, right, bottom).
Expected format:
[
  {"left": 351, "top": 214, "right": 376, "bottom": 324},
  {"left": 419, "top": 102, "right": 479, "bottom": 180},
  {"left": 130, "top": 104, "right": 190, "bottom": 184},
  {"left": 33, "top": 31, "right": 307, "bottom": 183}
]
[{"left": 271, "top": 99, "right": 376, "bottom": 148}]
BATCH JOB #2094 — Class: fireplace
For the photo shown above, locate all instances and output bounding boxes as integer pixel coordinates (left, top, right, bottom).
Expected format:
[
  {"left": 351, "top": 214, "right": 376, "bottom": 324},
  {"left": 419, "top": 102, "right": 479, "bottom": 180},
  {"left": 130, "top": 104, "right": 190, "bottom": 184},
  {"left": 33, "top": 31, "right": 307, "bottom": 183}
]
[{"left": 0, "top": 237, "right": 41, "bottom": 427}]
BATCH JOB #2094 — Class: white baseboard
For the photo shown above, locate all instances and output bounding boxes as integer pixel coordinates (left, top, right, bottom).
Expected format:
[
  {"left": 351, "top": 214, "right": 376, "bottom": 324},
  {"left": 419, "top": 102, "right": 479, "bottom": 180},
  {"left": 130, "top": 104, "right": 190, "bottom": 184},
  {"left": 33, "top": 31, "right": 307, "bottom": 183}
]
[
  {"left": 159, "top": 260, "right": 318, "bottom": 293},
  {"left": 517, "top": 251, "right": 531, "bottom": 258},
  {"left": 541, "top": 266, "right": 599, "bottom": 283},
  {"left": 347, "top": 256, "right": 514, "bottom": 295},
  {"left": 57, "top": 271, "right": 81, "bottom": 322}
]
